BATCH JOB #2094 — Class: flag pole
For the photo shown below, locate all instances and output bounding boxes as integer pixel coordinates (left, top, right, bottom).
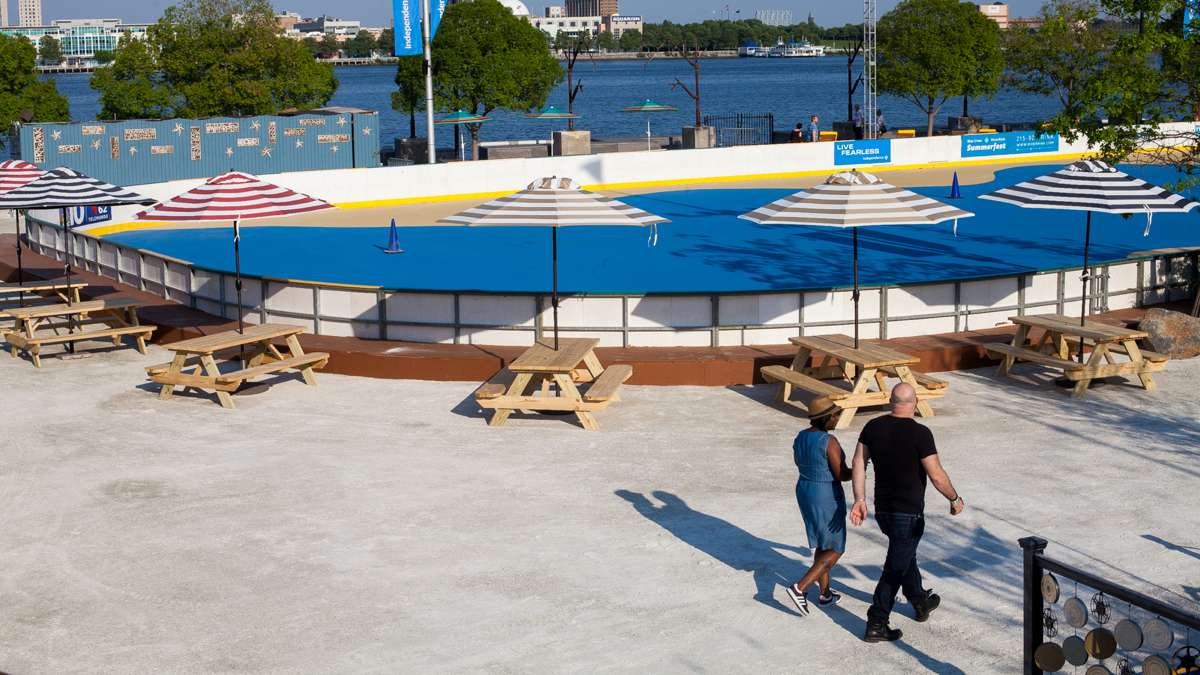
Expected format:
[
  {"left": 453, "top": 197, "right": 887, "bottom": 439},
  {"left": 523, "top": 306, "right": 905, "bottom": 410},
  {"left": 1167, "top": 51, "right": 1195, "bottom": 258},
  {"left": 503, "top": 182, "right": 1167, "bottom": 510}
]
[{"left": 422, "top": 0, "right": 436, "bottom": 165}]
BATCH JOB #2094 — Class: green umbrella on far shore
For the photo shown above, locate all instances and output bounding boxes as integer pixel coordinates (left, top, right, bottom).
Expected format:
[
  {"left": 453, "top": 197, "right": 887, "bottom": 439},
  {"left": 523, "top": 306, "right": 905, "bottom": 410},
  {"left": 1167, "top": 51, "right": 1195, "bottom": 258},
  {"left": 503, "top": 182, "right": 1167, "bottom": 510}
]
[
  {"left": 527, "top": 105, "right": 580, "bottom": 156},
  {"left": 434, "top": 110, "right": 490, "bottom": 161},
  {"left": 621, "top": 99, "right": 678, "bottom": 151}
]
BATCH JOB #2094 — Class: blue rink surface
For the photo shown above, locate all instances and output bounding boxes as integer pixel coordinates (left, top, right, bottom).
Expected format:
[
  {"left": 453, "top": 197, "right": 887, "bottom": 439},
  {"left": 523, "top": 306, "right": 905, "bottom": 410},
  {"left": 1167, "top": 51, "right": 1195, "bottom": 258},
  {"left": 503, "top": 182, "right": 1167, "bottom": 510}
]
[{"left": 107, "top": 164, "right": 1200, "bottom": 295}]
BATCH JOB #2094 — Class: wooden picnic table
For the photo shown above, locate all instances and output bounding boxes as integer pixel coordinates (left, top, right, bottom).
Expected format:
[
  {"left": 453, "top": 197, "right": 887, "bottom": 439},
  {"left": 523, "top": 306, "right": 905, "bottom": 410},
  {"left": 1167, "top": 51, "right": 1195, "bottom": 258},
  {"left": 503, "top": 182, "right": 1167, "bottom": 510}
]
[
  {"left": 985, "top": 314, "right": 1167, "bottom": 398},
  {"left": 3, "top": 297, "right": 154, "bottom": 368},
  {"left": 0, "top": 279, "right": 86, "bottom": 305},
  {"left": 474, "top": 337, "right": 633, "bottom": 430},
  {"left": 760, "top": 333, "right": 948, "bottom": 429},
  {"left": 147, "top": 324, "right": 329, "bottom": 409}
]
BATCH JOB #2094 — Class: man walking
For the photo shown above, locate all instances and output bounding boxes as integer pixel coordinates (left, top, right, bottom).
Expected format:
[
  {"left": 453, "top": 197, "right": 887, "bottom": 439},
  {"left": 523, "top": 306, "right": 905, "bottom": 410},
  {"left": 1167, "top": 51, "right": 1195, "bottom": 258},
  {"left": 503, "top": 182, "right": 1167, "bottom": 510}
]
[{"left": 850, "top": 383, "right": 964, "bottom": 643}]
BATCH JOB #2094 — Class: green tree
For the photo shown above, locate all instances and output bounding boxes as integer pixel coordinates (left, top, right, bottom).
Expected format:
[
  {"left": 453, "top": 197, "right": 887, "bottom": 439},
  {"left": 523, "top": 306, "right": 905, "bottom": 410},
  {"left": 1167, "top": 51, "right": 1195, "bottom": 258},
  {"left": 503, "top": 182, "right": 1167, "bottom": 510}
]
[
  {"left": 92, "top": 0, "right": 337, "bottom": 119},
  {"left": 92, "top": 49, "right": 116, "bottom": 64},
  {"left": 90, "top": 33, "right": 173, "bottom": 119},
  {"left": 37, "top": 35, "right": 63, "bottom": 65},
  {"left": 594, "top": 31, "right": 617, "bottom": 51},
  {"left": 302, "top": 37, "right": 322, "bottom": 58},
  {"left": 1003, "top": 0, "right": 1117, "bottom": 115},
  {"left": 432, "top": 0, "right": 563, "bottom": 159},
  {"left": 391, "top": 55, "right": 425, "bottom": 138},
  {"left": 0, "top": 35, "right": 68, "bottom": 146},
  {"left": 877, "top": 0, "right": 1002, "bottom": 136},
  {"left": 618, "top": 29, "right": 643, "bottom": 51},
  {"left": 554, "top": 32, "right": 591, "bottom": 130},
  {"left": 957, "top": 3, "right": 1003, "bottom": 118},
  {"left": 343, "top": 30, "right": 376, "bottom": 58},
  {"left": 379, "top": 28, "right": 394, "bottom": 54},
  {"left": 320, "top": 32, "right": 342, "bottom": 58}
]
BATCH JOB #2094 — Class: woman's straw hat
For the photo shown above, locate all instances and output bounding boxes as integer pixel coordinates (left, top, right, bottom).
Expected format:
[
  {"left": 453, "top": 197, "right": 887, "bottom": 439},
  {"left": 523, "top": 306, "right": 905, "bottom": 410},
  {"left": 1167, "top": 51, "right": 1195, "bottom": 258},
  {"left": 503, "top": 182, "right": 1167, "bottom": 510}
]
[{"left": 808, "top": 396, "right": 841, "bottom": 421}]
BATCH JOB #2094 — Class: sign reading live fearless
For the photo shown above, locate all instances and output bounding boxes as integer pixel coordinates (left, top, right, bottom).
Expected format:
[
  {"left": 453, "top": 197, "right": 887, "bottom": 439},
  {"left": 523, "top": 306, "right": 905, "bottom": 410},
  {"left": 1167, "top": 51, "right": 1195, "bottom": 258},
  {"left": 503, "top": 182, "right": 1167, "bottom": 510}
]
[
  {"left": 961, "top": 130, "right": 1060, "bottom": 158},
  {"left": 393, "top": 0, "right": 447, "bottom": 56},
  {"left": 833, "top": 139, "right": 892, "bottom": 166}
]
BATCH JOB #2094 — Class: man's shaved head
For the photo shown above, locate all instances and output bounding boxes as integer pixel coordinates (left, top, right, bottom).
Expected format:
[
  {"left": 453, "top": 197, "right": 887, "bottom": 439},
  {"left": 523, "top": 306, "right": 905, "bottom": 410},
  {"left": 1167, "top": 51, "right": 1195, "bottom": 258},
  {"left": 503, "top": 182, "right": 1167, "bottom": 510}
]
[{"left": 890, "top": 383, "right": 917, "bottom": 416}]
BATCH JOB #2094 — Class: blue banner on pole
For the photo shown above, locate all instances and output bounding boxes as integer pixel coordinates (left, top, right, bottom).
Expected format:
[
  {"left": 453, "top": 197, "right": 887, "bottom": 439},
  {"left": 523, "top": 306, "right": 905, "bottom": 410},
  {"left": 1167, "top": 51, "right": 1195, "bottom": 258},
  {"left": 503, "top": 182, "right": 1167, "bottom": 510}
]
[
  {"left": 394, "top": 0, "right": 448, "bottom": 56},
  {"left": 833, "top": 139, "right": 892, "bottom": 166},
  {"left": 961, "top": 130, "right": 1059, "bottom": 158},
  {"left": 1186, "top": 0, "right": 1197, "bottom": 36}
]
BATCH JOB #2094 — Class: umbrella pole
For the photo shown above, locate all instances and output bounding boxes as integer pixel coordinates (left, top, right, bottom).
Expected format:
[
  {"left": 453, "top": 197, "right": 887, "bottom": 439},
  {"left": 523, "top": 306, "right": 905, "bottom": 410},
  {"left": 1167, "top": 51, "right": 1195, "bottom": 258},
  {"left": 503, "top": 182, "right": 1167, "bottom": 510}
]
[
  {"left": 62, "top": 208, "right": 75, "bottom": 352},
  {"left": 853, "top": 228, "right": 861, "bottom": 350},
  {"left": 552, "top": 226, "right": 559, "bottom": 351},
  {"left": 646, "top": 116, "right": 652, "bottom": 152},
  {"left": 234, "top": 218, "right": 245, "bottom": 336},
  {"left": 15, "top": 210, "right": 24, "bottom": 306},
  {"left": 1078, "top": 211, "right": 1092, "bottom": 363}
]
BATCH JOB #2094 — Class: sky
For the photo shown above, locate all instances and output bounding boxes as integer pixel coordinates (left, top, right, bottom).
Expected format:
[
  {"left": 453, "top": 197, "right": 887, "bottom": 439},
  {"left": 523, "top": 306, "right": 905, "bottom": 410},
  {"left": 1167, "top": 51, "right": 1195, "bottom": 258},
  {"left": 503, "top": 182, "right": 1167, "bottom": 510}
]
[{"left": 47, "top": 0, "right": 1046, "bottom": 28}]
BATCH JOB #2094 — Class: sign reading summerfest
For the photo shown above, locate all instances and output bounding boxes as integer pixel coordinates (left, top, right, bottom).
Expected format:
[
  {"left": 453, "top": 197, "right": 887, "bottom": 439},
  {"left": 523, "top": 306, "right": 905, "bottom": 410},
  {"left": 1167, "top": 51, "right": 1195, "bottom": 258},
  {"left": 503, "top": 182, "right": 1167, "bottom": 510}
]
[
  {"left": 393, "top": 0, "right": 447, "bottom": 56},
  {"left": 961, "top": 130, "right": 1060, "bottom": 158},
  {"left": 833, "top": 139, "right": 892, "bottom": 166}
]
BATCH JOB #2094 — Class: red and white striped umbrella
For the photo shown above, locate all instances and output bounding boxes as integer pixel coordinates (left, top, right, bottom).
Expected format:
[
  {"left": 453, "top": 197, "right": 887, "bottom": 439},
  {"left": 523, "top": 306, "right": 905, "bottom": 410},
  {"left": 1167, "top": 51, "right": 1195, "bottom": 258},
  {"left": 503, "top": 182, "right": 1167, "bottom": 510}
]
[
  {"left": 136, "top": 171, "right": 334, "bottom": 222},
  {"left": 0, "top": 160, "right": 43, "bottom": 195}
]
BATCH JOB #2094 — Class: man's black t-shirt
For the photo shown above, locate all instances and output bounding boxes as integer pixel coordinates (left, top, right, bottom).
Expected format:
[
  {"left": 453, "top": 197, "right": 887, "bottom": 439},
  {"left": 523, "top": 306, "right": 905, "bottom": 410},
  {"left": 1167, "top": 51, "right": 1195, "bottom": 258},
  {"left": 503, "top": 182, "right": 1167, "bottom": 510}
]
[{"left": 859, "top": 415, "right": 938, "bottom": 514}]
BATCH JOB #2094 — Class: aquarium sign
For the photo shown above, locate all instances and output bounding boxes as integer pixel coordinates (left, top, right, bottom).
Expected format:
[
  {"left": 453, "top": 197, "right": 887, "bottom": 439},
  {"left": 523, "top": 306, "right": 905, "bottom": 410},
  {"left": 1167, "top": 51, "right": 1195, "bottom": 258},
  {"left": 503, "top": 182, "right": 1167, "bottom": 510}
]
[
  {"left": 834, "top": 139, "right": 892, "bottom": 166},
  {"left": 961, "top": 130, "right": 1059, "bottom": 158},
  {"left": 394, "top": 0, "right": 446, "bottom": 56},
  {"left": 67, "top": 206, "right": 111, "bottom": 228}
]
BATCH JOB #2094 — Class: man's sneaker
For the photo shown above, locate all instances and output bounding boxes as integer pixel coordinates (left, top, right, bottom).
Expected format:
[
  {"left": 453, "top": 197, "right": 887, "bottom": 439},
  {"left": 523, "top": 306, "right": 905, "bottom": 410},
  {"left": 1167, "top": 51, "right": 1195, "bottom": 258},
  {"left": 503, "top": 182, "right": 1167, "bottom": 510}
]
[
  {"left": 785, "top": 584, "right": 810, "bottom": 616},
  {"left": 818, "top": 589, "right": 843, "bottom": 607},
  {"left": 912, "top": 592, "right": 941, "bottom": 622},
  {"left": 864, "top": 622, "right": 903, "bottom": 643}
]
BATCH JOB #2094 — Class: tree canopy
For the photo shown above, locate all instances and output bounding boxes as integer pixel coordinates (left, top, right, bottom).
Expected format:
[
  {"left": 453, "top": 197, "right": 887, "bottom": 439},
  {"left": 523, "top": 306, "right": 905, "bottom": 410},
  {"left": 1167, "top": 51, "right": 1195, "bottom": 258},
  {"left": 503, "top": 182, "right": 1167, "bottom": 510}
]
[
  {"left": 392, "top": 56, "right": 425, "bottom": 138},
  {"left": 37, "top": 35, "right": 62, "bottom": 65},
  {"left": 91, "top": 0, "right": 337, "bottom": 119},
  {"left": 0, "top": 34, "right": 69, "bottom": 145},
  {"left": 877, "top": 0, "right": 1003, "bottom": 136},
  {"left": 1003, "top": 0, "right": 1117, "bottom": 113},
  {"left": 431, "top": 0, "right": 562, "bottom": 158}
]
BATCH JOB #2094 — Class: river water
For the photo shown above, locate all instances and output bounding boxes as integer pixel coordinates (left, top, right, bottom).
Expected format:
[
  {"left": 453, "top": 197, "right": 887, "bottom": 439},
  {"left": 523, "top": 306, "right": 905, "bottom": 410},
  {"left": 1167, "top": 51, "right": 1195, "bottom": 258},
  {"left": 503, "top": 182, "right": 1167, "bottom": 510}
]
[{"left": 51, "top": 57, "right": 1059, "bottom": 150}]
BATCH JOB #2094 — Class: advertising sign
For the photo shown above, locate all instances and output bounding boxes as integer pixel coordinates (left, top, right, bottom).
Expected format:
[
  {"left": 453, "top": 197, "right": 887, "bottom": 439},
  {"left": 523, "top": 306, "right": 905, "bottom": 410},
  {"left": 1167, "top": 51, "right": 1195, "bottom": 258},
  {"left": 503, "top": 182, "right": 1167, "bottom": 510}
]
[
  {"left": 67, "top": 206, "right": 111, "bottom": 228},
  {"left": 833, "top": 139, "right": 892, "bottom": 166},
  {"left": 961, "top": 130, "right": 1059, "bottom": 158},
  {"left": 394, "top": 0, "right": 448, "bottom": 56}
]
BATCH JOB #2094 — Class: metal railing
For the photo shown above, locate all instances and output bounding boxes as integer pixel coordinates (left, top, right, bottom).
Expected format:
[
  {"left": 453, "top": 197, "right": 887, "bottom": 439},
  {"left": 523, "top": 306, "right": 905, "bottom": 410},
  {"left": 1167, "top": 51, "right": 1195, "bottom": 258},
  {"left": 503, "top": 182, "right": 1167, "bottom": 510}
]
[
  {"left": 1020, "top": 537, "right": 1200, "bottom": 675},
  {"left": 702, "top": 113, "right": 775, "bottom": 147}
]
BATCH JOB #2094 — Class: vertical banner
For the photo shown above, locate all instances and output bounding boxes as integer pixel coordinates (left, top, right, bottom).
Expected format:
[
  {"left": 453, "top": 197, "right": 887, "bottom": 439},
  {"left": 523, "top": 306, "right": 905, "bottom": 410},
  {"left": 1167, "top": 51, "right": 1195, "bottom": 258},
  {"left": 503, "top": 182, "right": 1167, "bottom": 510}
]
[
  {"left": 1186, "top": 0, "right": 1197, "bottom": 36},
  {"left": 393, "top": 0, "right": 447, "bottom": 56}
]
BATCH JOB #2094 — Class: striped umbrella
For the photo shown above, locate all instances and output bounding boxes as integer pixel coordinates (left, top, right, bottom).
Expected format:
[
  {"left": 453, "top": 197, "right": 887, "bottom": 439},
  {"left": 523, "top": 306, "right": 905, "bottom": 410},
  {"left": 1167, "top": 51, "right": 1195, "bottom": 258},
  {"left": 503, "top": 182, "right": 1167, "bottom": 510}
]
[
  {"left": 622, "top": 99, "right": 678, "bottom": 151},
  {"left": 0, "top": 160, "right": 45, "bottom": 298},
  {"left": 137, "top": 171, "right": 334, "bottom": 334},
  {"left": 981, "top": 160, "right": 1199, "bottom": 360},
  {"left": 439, "top": 176, "right": 669, "bottom": 349},
  {"left": 741, "top": 170, "right": 974, "bottom": 347}
]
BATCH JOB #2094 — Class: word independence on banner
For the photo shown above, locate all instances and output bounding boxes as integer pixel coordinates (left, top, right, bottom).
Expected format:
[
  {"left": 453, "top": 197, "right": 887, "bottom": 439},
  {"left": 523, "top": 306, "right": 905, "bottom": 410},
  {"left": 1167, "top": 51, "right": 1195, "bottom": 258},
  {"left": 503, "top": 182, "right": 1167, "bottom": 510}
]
[{"left": 394, "top": 0, "right": 448, "bottom": 56}]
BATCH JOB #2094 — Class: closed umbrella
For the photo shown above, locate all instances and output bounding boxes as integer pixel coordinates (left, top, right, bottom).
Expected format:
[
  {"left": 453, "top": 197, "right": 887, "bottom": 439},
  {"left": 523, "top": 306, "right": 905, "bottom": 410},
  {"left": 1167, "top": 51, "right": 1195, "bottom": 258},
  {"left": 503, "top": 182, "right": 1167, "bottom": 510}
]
[
  {"left": 136, "top": 171, "right": 334, "bottom": 336},
  {"left": 622, "top": 99, "right": 678, "bottom": 151},
  {"left": 0, "top": 160, "right": 45, "bottom": 300},
  {"left": 980, "top": 160, "right": 1199, "bottom": 361},
  {"left": 434, "top": 110, "right": 490, "bottom": 161},
  {"left": 741, "top": 170, "right": 973, "bottom": 348},
  {"left": 439, "top": 176, "right": 669, "bottom": 350}
]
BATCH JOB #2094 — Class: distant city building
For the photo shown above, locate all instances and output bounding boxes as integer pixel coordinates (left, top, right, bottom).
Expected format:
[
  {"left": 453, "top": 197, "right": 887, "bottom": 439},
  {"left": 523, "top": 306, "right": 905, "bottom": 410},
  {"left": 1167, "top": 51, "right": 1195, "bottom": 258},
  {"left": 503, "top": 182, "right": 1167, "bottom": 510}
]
[
  {"left": 978, "top": 2, "right": 1009, "bottom": 28},
  {"left": 18, "top": 0, "right": 41, "bottom": 27},
  {"left": 0, "top": 19, "right": 150, "bottom": 64},
  {"left": 276, "top": 11, "right": 302, "bottom": 33},
  {"left": 565, "top": 0, "right": 618, "bottom": 18},
  {"left": 755, "top": 9, "right": 793, "bottom": 26},
  {"left": 1007, "top": 16, "right": 1044, "bottom": 30},
  {"left": 294, "top": 15, "right": 362, "bottom": 38},
  {"left": 1, "top": 1, "right": 8, "bottom": 29},
  {"left": 604, "top": 15, "right": 642, "bottom": 39},
  {"left": 530, "top": 14, "right": 603, "bottom": 38},
  {"left": 545, "top": 6, "right": 565, "bottom": 18}
]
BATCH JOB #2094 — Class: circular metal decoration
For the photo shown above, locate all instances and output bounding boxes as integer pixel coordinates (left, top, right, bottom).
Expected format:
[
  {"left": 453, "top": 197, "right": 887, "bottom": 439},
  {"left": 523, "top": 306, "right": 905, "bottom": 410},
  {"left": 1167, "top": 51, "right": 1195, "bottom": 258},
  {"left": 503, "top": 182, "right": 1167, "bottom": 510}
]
[
  {"left": 1064, "top": 597, "right": 1089, "bottom": 629},
  {"left": 1142, "top": 654, "right": 1171, "bottom": 675},
  {"left": 1063, "top": 635, "right": 1089, "bottom": 667},
  {"left": 1085, "top": 665, "right": 1112, "bottom": 675},
  {"left": 1114, "top": 619, "right": 1143, "bottom": 651},
  {"left": 1044, "top": 608, "right": 1059, "bottom": 638},
  {"left": 1035, "top": 642, "right": 1066, "bottom": 672},
  {"left": 1143, "top": 617, "right": 1174, "bottom": 651},
  {"left": 1090, "top": 592, "right": 1111, "bottom": 625},
  {"left": 1086, "top": 627, "right": 1117, "bottom": 660},
  {"left": 1041, "top": 573, "right": 1061, "bottom": 604},
  {"left": 1174, "top": 645, "right": 1200, "bottom": 674}
]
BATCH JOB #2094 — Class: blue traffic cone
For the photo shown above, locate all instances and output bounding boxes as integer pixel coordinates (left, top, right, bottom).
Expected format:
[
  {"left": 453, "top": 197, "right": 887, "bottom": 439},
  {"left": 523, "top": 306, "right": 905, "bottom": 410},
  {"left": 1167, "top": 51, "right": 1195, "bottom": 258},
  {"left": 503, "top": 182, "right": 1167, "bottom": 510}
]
[
  {"left": 949, "top": 172, "right": 962, "bottom": 199},
  {"left": 385, "top": 218, "right": 403, "bottom": 254}
]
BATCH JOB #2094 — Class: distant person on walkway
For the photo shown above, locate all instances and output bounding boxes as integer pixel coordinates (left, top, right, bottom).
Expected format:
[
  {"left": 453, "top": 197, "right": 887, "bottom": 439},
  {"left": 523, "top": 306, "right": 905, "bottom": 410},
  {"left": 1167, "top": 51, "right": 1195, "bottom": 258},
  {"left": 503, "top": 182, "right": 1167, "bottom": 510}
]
[
  {"left": 791, "top": 121, "right": 806, "bottom": 143},
  {"left": 853, "top": 105, "right": 864, "bottom": 140},
  {"left": 808, "top": 115, "right": 820, "bottom": 142},
  {"left": 850, "top": 383, "right": 963, "bottom": 643},
  {"left": 785, "top": 397, "right": 852, "bottom": 617},
  {"left": 876, "top": 109, "right": 888, "bottom": 135}
]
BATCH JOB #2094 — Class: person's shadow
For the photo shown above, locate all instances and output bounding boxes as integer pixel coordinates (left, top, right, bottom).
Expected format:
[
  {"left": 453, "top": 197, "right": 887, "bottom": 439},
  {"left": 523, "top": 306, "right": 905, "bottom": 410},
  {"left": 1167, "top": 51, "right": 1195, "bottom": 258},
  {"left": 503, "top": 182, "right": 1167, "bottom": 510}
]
[{"left": 616, "top": 489, "right": 856, "bottom": 617}]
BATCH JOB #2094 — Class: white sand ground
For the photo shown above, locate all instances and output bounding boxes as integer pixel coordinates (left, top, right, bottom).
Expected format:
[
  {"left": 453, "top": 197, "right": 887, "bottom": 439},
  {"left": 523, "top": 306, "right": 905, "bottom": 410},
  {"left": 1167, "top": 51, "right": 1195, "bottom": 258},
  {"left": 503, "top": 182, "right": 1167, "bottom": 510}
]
[{"left": 0, "top": 344, "right": 1197, "bottom": 674}]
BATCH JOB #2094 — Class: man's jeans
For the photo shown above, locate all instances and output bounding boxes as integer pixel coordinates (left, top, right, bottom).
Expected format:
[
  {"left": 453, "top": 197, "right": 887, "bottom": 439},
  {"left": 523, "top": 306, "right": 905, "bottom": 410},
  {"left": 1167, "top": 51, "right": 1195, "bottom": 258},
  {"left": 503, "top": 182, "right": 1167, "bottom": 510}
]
[{"left": 867, "top": 511, "right": 927, "bottom": 625}]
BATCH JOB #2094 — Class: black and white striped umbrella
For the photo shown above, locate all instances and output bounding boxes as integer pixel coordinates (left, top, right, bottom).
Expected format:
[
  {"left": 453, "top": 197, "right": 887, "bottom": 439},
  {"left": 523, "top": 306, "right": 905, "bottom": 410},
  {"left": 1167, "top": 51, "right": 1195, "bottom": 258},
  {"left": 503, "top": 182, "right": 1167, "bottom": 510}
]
[
  {"left": 741, "top": 170, "right": 974, "bottom": 347},
  {"left": 439, "top": 176, "right": 669, "bottom": 349},
  {"left": 981, "top": 160, "right": 1198, "bottom": 360}
]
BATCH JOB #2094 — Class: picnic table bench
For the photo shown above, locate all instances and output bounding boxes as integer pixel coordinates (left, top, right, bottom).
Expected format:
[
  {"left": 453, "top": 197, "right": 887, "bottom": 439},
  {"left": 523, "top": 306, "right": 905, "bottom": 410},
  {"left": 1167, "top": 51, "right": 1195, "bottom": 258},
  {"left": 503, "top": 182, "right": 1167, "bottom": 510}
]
[
  {"left": 761, "top": 333, "right": 947, "bottom": 429},
  {"left": 147, "top": 324, "right": 328, "bottom": 409},
  {"left": 0, "top": 279, "right": 86, "bottom": 305},
  {"left": 985, "top": 314, "right": 1166, "bottom": 398},
  {"left": 474, "top": 338, "right": 632, "bottom": 430},
  {"left": 3, "top": 297, "right": 154, "bottom": 368}
]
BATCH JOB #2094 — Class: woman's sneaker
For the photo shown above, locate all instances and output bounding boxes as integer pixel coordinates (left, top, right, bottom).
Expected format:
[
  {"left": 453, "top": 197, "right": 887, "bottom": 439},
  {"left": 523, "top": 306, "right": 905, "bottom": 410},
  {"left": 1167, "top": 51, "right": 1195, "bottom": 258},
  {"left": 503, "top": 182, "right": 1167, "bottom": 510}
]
[
  {"left": 818, "top": 589, "right": 843, "bottom": 607},
  {"left": 785, "top": 584, "right": 810, "bottom": 616}
]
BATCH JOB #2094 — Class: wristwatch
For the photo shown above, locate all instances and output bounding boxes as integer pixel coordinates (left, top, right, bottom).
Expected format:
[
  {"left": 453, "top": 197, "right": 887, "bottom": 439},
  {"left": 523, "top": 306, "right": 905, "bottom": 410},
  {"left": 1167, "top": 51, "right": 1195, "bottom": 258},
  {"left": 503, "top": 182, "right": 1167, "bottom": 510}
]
[{"left": 949, "top": 495, "right": 963, "bottom": 506}]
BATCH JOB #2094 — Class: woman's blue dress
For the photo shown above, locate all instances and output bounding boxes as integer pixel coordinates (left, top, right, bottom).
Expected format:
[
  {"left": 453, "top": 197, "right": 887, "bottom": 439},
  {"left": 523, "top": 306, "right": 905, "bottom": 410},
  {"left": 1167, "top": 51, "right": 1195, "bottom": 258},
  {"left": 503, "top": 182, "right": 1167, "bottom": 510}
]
[{"left": 793, "top": 429, "right": 847, "bottom": 553}]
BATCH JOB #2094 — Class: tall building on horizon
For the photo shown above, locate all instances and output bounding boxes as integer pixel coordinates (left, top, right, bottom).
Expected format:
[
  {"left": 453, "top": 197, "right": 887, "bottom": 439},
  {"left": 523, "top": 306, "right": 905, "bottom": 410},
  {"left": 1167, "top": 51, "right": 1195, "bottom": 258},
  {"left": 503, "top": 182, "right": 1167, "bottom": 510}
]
[
  {"left": 2, "top": 0, "right": 8, "bottom": 28},
  {"left": 755, "top": 9, "right": 793, "bottom": 26},
  {"left": 19, "top": 0, "right": 41, "bottom": 27},
  {"left": 565, "top": 0, "right": 618, "bottom": 18}
]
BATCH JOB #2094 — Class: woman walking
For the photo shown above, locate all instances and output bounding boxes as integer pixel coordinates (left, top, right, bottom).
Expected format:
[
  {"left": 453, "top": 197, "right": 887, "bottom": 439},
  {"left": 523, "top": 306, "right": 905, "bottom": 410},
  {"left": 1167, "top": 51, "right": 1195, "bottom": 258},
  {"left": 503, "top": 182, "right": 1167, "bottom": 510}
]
[{"left": 786, "top": 396, "right": 853, "bottom": 616}]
